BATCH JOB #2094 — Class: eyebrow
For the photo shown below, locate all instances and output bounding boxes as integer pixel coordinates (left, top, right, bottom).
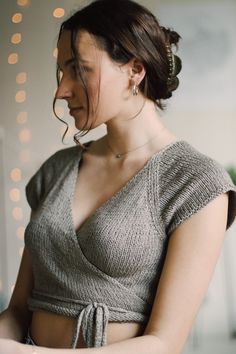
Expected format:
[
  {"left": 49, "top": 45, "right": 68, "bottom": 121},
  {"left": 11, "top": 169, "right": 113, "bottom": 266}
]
[
  {"left": 76, "top": 51, "right": 93, "bottom": 63},
  {"left": 77, "top": 55, "right": 92, "bottom": 64}
]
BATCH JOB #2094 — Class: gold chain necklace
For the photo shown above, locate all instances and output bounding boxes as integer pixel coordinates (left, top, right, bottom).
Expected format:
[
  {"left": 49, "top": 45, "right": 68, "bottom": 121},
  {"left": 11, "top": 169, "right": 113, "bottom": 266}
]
[{"left": 106, "top": 134, "right": 159, "bottom": 159}]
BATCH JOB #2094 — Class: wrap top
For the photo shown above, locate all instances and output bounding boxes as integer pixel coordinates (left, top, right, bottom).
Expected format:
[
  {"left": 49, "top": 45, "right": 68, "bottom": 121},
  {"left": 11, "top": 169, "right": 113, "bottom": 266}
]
[{"left": 24, "top": 140, "right": 236, "bottom": 347}]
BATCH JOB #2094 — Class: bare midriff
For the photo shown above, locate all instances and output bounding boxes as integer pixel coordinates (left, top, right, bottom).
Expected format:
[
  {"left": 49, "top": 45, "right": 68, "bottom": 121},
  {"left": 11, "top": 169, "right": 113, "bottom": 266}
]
[{"left": 30, "top": 310, "right": 145, "bottom": 348}]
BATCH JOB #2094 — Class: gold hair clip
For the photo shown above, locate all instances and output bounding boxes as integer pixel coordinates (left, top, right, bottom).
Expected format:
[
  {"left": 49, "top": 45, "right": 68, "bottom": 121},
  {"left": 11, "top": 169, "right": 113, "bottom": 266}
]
[{"left": 166, "top": 44, "right": 175, "bottom": 82}]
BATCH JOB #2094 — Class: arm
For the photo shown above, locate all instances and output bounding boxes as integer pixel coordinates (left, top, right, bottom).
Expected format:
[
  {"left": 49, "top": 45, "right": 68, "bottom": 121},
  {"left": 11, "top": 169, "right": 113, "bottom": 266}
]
[
  {"left": 1, "top": 192, "right": 228, "bottom": 354},
  {"left": 0, "top": 246, "right": 34, "bottom": 342},
  {"left": 143, "top": 192, "right": 229, "bottom": 354}
]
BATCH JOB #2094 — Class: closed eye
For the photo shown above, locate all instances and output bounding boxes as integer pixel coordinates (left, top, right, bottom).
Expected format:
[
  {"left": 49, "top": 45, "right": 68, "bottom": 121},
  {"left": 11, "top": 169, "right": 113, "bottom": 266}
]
[{"left": 56, "top": 66, "right": 63, "bottom": 85}]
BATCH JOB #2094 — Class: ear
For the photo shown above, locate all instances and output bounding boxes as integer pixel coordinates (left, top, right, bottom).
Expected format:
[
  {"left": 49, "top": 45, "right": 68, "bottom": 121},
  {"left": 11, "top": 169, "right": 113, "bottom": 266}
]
[{"left": 128, "top": 58, "right": 146, "bottom": 86}]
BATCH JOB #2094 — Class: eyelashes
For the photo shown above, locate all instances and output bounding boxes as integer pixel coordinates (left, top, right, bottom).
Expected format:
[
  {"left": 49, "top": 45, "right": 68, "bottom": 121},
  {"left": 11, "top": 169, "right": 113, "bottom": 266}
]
[
  {"left": 59, "top": 69, "right": 63, "bottom": 81},
  {"left": 68, "top": 64, "right": 91, "bottom": 76},
  {"left": 56, "top": 66, "right": 63, "bottom": 86},
  {"left": 56, "top": 66, "right": 77, "bottom": 83},
  {"left": 56, "top": 64, "right": 92, "bottom": 86}
]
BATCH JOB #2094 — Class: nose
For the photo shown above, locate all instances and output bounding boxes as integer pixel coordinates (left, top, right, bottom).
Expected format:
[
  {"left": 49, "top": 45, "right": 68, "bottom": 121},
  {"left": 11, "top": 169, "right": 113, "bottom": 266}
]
[{"left": 55, "top": 79, "right": 73, "bottom": 100}]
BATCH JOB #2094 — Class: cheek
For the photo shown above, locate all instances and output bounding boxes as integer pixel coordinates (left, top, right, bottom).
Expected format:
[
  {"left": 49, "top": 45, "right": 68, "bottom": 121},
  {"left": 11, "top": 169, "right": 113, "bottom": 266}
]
[
  {"left": 87, "top": 81, "right": 101, "bottom": 108},
  {"left": 97, "top": 74, "right": 126, "bottom": 115}
]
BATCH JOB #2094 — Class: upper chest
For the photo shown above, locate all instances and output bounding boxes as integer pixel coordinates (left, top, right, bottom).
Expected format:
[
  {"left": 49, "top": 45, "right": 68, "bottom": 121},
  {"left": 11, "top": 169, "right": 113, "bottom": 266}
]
[
  {"left": 26, "top": 154, "right": 165, "bottom": 277},
  {"left": 71, "top": 154, "right": 154, "bottom": 232}
]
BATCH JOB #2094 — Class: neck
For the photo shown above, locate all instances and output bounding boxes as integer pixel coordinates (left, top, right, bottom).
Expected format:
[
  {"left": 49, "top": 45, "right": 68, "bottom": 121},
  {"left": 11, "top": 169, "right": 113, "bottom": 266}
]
[{"left": 105, "top": 99, "right": 169, "bottom": 157}]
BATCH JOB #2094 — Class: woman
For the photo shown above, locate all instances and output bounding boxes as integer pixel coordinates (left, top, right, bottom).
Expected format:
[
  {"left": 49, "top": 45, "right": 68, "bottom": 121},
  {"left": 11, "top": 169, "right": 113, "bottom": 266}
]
[{"left": 0, "top": 0, "right": 236, "bottom": 353}]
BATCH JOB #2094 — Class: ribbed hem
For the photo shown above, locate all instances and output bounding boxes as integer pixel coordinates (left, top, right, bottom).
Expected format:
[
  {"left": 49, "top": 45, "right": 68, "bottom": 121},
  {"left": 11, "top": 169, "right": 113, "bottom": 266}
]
[{"left": 27, "top": 293, "right": 148, "bottom": 323}]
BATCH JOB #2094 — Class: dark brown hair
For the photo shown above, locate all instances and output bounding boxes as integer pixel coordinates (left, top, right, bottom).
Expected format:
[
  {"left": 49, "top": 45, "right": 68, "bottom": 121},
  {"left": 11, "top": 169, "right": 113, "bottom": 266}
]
[{"left": 53, "top": 0, "right": 182, "bottom": 142}]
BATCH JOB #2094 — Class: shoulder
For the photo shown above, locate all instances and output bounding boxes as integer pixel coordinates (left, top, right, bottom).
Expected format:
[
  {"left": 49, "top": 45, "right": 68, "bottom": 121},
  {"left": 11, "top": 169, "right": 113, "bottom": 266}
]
[
  {"left": 43, "top": 145, "right": 81, "bottom": 170},
  {"left": 159, "top": 140, "right": 228, "bottom": 178},
  {"left": 41, "top": 139, "right": 94, "bottom": 170},
  {"left": 25, "top": 145, "right": 82, "bottom": 210},
  {"left": 158, "top": 140, "right": 233, "bottom": 190},
  {"left": 30, "top": 145, "right": 81, "bottom": 184},
  {"left": 154, "top": 140, "right": 236, "bottom": 234}
]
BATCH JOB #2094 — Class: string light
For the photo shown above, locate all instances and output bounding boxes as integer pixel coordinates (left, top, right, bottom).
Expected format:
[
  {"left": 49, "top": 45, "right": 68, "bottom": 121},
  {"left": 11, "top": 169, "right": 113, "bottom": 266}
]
[
  {"left": 12, "top": 207, "right": 23, "bottom": 220},
  {"left": 16, "top": 226, "right": 25, "bottom": 241},
  {"left": 16, "top": 72, "right": 27, "bottom": 84},
  {"left": 9, "top": 188, "right": 21, "bottom": 202},
  {"left": 53, "top": 8, "right": 65, "bottom": 18},
  {"left": 12, "top": 13, "right": 23, "bottom": 23},
  {"left": 55, "top": 106, "right": 65, "bottom": 118},
  {"left": 18, "top": 128, "right": 31, "bottom": 143},
  {"left": 8, "top": 53, "right": 19, "bottom": 64},
  {"left": 10, "top": 168, "right": 22, "bottom": 182},
  {"left": 53, "top": 48, "right": 58, "bottom": 58},
  {"left": 15, "top": 90, "right": 26, "bottom": 103},
  {"left": 17, "top": 0, "right": 30, "bottom": 7},
  {"left": 17, "top": 111, "right": 28, "bottom": 124},
  {"left": 19, "top": 247, "right": 24, "bottom": 257},
  {"left": 11, "top": 285, "right": 15, "bottom": 294},
  {"left": 11, "top": 33, "right": 22, "bottom": 44}
]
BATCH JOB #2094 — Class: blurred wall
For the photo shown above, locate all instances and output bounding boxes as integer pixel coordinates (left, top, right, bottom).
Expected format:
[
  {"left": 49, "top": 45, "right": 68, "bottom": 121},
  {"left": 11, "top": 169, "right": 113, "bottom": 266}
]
[{"left": 0, "top": 0, "right": 236, "bottom": 350}]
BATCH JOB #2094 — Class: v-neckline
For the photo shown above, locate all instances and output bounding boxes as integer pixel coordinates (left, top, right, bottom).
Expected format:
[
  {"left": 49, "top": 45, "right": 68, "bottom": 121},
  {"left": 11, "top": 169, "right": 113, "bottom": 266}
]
[{"left": 69, "top": 139, "right": 186, "bottom": 236}]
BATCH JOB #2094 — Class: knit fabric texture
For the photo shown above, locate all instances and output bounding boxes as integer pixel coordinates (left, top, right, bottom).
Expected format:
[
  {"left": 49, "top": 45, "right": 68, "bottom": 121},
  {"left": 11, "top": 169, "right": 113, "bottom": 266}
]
[{"left": 24, "top": 140, "right": 236, "bottom": 348}]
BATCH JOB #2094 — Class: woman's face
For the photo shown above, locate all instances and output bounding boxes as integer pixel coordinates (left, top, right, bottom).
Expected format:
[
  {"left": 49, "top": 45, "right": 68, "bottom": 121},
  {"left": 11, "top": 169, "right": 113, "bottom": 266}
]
[{"left": 55, "top": 30, "right": 132, "bottom": 130}]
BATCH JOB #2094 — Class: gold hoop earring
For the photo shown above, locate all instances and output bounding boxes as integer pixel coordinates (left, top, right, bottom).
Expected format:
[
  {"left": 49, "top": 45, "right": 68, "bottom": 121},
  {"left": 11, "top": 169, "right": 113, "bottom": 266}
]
[{"left": 132, "top": 84, "right": 139, "bottom": 96}]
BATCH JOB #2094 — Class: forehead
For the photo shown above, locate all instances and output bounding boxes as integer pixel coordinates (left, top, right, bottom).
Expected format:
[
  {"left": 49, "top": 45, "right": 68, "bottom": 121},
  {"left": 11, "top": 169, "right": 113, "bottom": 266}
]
[{"left": 57, "top": 30, "right": 103, "bottom": 65}]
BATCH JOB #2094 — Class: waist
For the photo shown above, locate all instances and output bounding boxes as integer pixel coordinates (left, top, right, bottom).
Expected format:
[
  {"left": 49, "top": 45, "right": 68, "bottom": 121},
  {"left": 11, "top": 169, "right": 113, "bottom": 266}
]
[
  {"left": 28, "top": 290, "right": 149, "bottom": 321},
  {"left": 30, "top": 310, "right": 145, "bottom": 348},
  {"left": 27, "top": 291, "right": 149, "bottom": 348}
]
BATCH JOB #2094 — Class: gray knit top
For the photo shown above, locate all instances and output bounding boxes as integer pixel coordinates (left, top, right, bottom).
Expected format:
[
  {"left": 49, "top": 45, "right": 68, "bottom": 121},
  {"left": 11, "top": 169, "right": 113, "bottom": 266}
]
[{"left": 24, "top": 140, "right": 236, "bottom": 348}]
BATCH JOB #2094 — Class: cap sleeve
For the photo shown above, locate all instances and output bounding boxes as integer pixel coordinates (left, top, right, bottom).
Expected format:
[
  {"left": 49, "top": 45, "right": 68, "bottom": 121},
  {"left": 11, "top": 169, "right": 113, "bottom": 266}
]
[
  {"left": 159, "top": 146, "right": 236, "bottom": 235},
  {"left": 25, "top": 155, "right": 55, "bottom": 211},
  {"left": 25, "top": 145, "right": 83, "bottom": 211}
]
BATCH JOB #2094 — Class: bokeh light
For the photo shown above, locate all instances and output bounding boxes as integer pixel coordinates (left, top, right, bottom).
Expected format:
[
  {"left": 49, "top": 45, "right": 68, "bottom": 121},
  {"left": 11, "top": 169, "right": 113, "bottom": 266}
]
[
  {"left": 60, "top": 125, "right": 75, "bottom": 138},
  {"left": 11, "top": 284, "right": 15, "bottom": 294},
  {"left": 17, "top": 0, "right": 30, "bottom": 7},
  {"left": 15, "top": 90, "right": 26, "bottom": 103},
  {"left": 11, "top": 33, "right": 22, "bottom": 44},
  {"left": 16, "top": 72, "right": 27, "bottom": 84},
  {"left": 8, "top": 53, "right": 19, "bottom": 65},
  {"left": 53, "top": 48, "right": 58, "bottom": 58},
  {"left": 12, "top": 207, "right": 23, "bottom": 220},
  {"left": 20, "top": 149, "right": 31, "bottom": 162},
  {"left": 19, "top": 247, "right": 24, "bottom": 257},
  {"left": 55, "top": 106, "right": 65, "bottom": 118},
  {"left": 12, "top": 13, "right": 23, "bottom": 24},
  {"left": 16, "top": 226, "right": 25, "bottom": 241},
  {"left": 18, "top": 128, "right": 31, "bottom": 143},
  {"left": 9, "top": 188, "right": 21, "bottom": 202},
  {"left": 10, "top": 168, "right": 22, "bottom": 182},
  {"left": 17, "top": 111, "right": 28, "bottom": 124},
  {"left": 53, "top": 8, "right": 65, "bottom": 18}
]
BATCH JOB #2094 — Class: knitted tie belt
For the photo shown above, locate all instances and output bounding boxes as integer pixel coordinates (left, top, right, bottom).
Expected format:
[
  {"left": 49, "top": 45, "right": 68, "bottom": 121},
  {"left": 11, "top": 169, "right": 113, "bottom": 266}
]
[{"left": 71, "top": 302, "right": 109, "bottom": 348}]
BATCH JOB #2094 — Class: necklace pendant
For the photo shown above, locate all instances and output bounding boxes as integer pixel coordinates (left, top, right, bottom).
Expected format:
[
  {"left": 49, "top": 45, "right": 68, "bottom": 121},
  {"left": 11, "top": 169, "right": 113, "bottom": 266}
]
[{"left": 116, "top": 154, "right": 122, "bottom": 158}]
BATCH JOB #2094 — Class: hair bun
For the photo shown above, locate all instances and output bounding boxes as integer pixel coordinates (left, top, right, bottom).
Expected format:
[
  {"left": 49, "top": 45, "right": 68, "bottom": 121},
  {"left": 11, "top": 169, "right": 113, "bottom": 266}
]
[
  {"left": 161, "top": 26, "right": 181, "bottom": 48},
  {"left": 173, "top": 54, "right": 182, "bottom": 77}
]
